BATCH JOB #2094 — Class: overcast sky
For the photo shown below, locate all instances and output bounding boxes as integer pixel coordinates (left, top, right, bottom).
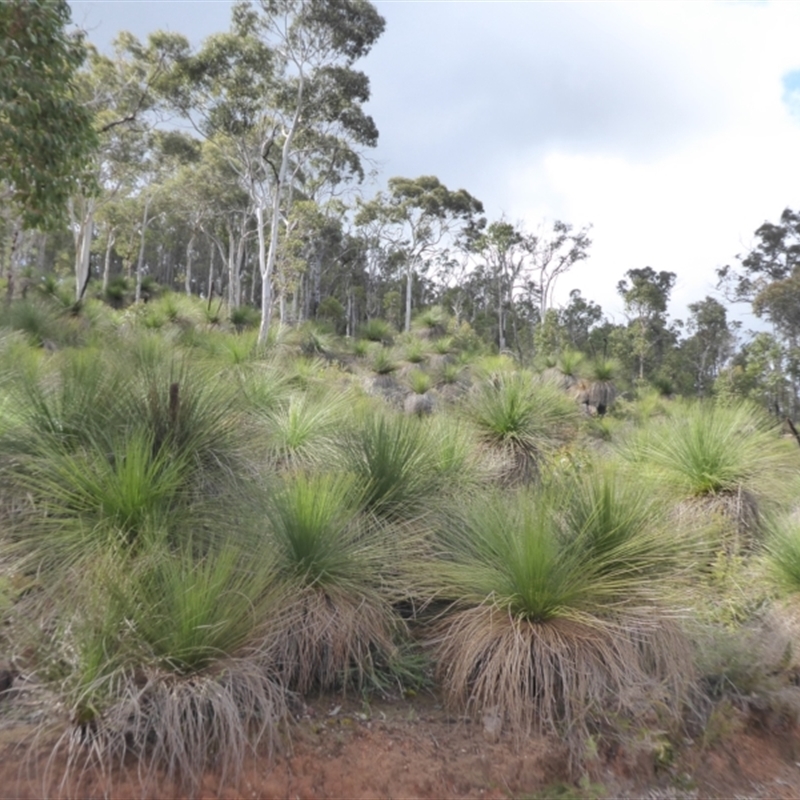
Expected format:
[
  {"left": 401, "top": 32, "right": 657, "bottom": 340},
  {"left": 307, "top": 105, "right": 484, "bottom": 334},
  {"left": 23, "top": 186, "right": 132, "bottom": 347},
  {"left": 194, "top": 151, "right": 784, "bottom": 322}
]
[{"left": 68, "top": 0, "right": 800, "bottom": 328}]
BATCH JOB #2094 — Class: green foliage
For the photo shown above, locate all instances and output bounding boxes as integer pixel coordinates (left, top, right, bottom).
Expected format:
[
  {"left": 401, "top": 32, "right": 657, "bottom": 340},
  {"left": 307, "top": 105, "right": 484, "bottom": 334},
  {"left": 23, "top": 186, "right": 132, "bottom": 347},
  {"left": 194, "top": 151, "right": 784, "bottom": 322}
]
[
  {"left": 344, "top": 411, "right": 441, "bottom": 522},
  {"left": 407, "top": 368, "right": 432, "bottom": 395},
  {"left": 44, "top": 543, "right": 286, "bottom": 796},
  {"left": 432, "top": 335, "right": 454, "bottom": 355},
  {"left": 588, "top": 358, "right": 618, "bottom": 383},
  {"left": 16, "top": 431, "right": 189, "bottom": 570},
  {"left": 261, "top": 471, "right": 405, "bottom": 691},
  {"left": 468, "top": 371, "right": 579, "bottom": 482},
  {"left": 229, "top": 304, "right": 260, "bottom": 331},
  {"left": 621, "top": 400, "right": 796, "bottom": 507},
  {"left": 115, "top": 542, "right": 277, "bottom": 674},
  {"left": 371, "top": 346, "right": 398, "bottom": 375},
  {"left": 263, "top": 391, "right": 350, "bottom": 471},
  {"left": 0, "top": 296, "right": 73, "bottom": 346},
  {"left": 767, "top": 514, "right": 800, "bottom": 595},
  {"left": 438, "top": 361, "right": 463, "bottom": 385},
  {"left": 265, "top": 472, "right": 366, "bottom": 591},
  {"left": 104, "top": 276, "right": 129, "bottom": 308},
  {"left": 426, "top": 476, "right": 694, "bottom": 761},
  {"left": 557, "top": 348, "right": 585, "bottom": 379},
  {"left": 360, "top": 318, "right": 394, "bottom": 343},
  {"left": 0, "top": 0, "right": 98, "bottom": 228},
  {"left": 402, "top": 337, "right": 427, "bottom": 364}
]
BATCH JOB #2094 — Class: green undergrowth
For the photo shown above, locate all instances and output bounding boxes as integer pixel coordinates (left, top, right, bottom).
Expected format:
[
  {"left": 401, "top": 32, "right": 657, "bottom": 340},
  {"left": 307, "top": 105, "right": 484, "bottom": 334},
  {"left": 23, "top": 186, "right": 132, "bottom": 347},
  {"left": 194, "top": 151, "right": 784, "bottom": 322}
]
[{"left": 0, "top": 304, "right": 799, "bottom": 794}]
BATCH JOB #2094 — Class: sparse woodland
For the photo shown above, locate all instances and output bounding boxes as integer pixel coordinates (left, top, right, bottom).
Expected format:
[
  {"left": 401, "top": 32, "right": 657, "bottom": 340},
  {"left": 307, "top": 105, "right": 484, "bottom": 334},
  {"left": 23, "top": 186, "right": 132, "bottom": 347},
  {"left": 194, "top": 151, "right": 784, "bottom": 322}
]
[{"left": 3, "top": 1, "right": 800, "bottom": 797}]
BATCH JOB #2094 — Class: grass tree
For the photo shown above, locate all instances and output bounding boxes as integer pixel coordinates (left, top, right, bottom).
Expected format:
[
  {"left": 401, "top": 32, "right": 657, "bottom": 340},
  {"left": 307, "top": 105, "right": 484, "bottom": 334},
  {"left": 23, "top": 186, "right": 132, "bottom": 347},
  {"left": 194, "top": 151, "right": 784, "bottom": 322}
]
[
  {"left": 424, "top": 467, "right": 697, "bottom": 767},
  {"left": 261, "top": 389, "right": 353, "bottom": 472},
  {"left": 620, "top": 400, "right": 799, "bottom": 536},
  {"left": 467, "top": 371, "right": 580, "bottom": 483},
  {"left": 38, "top": 536, "right": 287, "bottom": 797},
  {"left": 343, "top": 410, "right": 445, "bottom": 523},
  {"left": 260, "top": 472, "right": 406, "bottom": 692}
]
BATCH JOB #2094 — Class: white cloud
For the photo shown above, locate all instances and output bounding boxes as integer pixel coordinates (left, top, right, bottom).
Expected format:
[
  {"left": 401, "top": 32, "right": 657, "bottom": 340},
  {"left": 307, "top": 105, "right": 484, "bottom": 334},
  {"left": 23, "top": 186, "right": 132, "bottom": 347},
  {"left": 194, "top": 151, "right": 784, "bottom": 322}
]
[{"left": 495, "top": 1, "right": 800, "bottom": 325}]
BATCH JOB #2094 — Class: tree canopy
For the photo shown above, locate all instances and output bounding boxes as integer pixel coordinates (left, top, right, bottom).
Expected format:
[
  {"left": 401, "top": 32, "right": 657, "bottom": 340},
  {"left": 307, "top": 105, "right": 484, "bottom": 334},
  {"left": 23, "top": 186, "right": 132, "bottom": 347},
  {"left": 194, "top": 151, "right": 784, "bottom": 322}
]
[{"left": 0, "top": 0, "right": 97, "bottom": 229}]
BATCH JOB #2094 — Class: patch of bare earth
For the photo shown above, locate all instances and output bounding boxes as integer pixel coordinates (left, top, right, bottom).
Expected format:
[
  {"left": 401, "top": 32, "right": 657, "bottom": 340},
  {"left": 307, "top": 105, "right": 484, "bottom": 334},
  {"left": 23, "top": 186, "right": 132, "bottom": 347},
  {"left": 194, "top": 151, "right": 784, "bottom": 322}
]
[{"left": 2, "top": 689, "right": 800, "bottom": 799}]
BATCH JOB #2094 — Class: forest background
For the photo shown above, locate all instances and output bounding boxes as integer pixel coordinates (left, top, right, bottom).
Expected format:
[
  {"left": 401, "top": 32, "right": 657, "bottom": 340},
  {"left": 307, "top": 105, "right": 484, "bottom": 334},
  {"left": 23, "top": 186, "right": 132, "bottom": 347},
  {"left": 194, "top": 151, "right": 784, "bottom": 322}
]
[{"left": 3, "top": 0, "right": 800, "bottom": 416}]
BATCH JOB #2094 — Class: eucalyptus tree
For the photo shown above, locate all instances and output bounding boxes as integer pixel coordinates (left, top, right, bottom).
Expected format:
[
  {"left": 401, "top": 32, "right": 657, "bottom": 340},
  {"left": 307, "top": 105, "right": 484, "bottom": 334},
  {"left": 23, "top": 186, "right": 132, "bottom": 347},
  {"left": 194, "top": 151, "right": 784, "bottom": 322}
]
[
  {"left": 617, "top": 267, "right": 677, "bottom": 382},
  {"left": 356, "top": 176, "right": 484, "bottom": 333},
  {"left": 559, "top": 289, "right": 604, "bottom": 353},
  {"left": 474, "top": 219, "right": 537, "bottom": 351},
  {"left": 0, "top": 0, "right": 97, "bottom": 298},
  {"left": 718, "top": 208, "right": 800, "bottom": 416},
  {"left": 680, "top": 296, "right": 736, "bottom": 397},
  {"left": 162, "top": 137, "right": 253, "bottom": 304},
  {"left": 524, "top": 220, "right": 592, "bottom": 326},
  {"left": 69, "top": 32, "right": 188, "bottom": 301},
  {"left": 172, "top": 0, "right": 385, "bottom": 342}
]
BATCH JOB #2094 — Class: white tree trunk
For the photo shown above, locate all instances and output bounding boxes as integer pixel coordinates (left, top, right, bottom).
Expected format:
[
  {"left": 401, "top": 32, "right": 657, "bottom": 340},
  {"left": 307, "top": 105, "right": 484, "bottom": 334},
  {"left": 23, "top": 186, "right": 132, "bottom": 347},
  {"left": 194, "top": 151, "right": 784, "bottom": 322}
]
[
  {"left": 405, "top": 260, "right": 413, "bottom": 333},
  {"left": 102, "top": 228, "right": 115, "bottom": 294},
  {"left": 185, "top": 231, "right": 196, "bottom": 296},
  {"left": 134, "top": 197, "right": 151, "bottom": 304},
  {"left": 72, "top": 197, "right": 96, "bottom": 302}
]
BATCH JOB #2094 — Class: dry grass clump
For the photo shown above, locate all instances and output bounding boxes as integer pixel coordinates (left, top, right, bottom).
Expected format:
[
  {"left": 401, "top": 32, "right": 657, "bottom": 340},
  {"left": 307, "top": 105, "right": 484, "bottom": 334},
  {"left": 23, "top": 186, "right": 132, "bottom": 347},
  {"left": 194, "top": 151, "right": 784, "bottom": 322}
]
[{"left": 44, "top": 660, "right": 286, "bottom": 799}]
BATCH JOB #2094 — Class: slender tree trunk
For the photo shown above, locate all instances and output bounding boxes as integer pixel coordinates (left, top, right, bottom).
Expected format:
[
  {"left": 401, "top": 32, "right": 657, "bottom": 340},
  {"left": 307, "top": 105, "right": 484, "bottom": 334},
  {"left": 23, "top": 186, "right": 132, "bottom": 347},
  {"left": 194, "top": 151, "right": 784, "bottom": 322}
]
[
  {"left": 73, "top": 197, "right": 96, "bottom": 302},
  {"left": 37, "top": 231, "right": 47, "bottom": 273},
  {"left": 134, "top": 197, "right": 151, "bottom": 304},
  {"left": 102, "top": 228, "right": 115, "bottom": 294},
  {"left": 405, "top": 260, "right": 413, "bottom": 332},
  {"left": 206, "top": 245, "right": 215, "bottom": 301},
  {"left": 256, "top": 204, "right": 272, "bottom": 343},
  {"left": 291, "top": 282, "right": 299, "bottom": 323},
  {"left": 497, "top": 270, "right": 505, "bottom": 350},
  {"left": 250, "top": 249, "right": 258, "bottom": 305},
  {"left": 185, "top": 231, "right": 196, "bottom": 296},
  {"left": 279, "top": 288, "right": 286, "bottom": 326},
  {"left": 227, "top": 224, "right": 236, "bottom": 308},
  {"left": 258, "top": 82, "right": 304, "bottom": 346},
  {"left": 5, "top": 222, "right": 21, "bottom": 303}
]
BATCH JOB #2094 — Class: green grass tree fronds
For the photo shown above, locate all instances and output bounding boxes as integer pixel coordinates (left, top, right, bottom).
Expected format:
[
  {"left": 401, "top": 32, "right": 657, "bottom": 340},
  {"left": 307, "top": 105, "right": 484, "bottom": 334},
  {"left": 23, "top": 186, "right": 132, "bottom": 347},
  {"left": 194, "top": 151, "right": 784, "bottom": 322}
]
[
  {"left": 260, "top": 472, "right": 406, "bottom": 692},
  {"left": 262, "top": 390, "right": 353, "bottom": 472},
  {"left": 620, "top": 400, "right": 799, "bottom": 535},
  {"left": 425, "top": 474, "right": 697, "bottom": 766},
  {"left": 467, "top": 371, "right": 580, "bottom": 484},
  {"left": 343, "top": 410, "right": 445, "bottom": 523},
  {"left": 40, "top": 541, "right": 286, "bottom": 798}
]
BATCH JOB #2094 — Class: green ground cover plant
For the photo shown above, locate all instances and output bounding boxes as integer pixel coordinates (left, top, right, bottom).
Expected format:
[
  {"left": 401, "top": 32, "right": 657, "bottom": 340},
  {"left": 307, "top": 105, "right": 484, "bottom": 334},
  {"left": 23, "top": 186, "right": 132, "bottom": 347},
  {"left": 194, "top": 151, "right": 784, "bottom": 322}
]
[
  {"left": 0, "top": 304, "right": 799, "bottom": 795},
  {"left": 423, "top": 467, "right": 698, "bottom": 767}
]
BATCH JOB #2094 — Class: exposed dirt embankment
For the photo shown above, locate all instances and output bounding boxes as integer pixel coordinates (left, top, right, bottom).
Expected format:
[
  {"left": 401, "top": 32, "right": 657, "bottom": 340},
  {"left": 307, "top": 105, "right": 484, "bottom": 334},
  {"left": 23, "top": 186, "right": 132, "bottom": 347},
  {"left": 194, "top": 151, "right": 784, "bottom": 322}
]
[{"left": 2, "top": 690, "right": 800, "bottom": 799}]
